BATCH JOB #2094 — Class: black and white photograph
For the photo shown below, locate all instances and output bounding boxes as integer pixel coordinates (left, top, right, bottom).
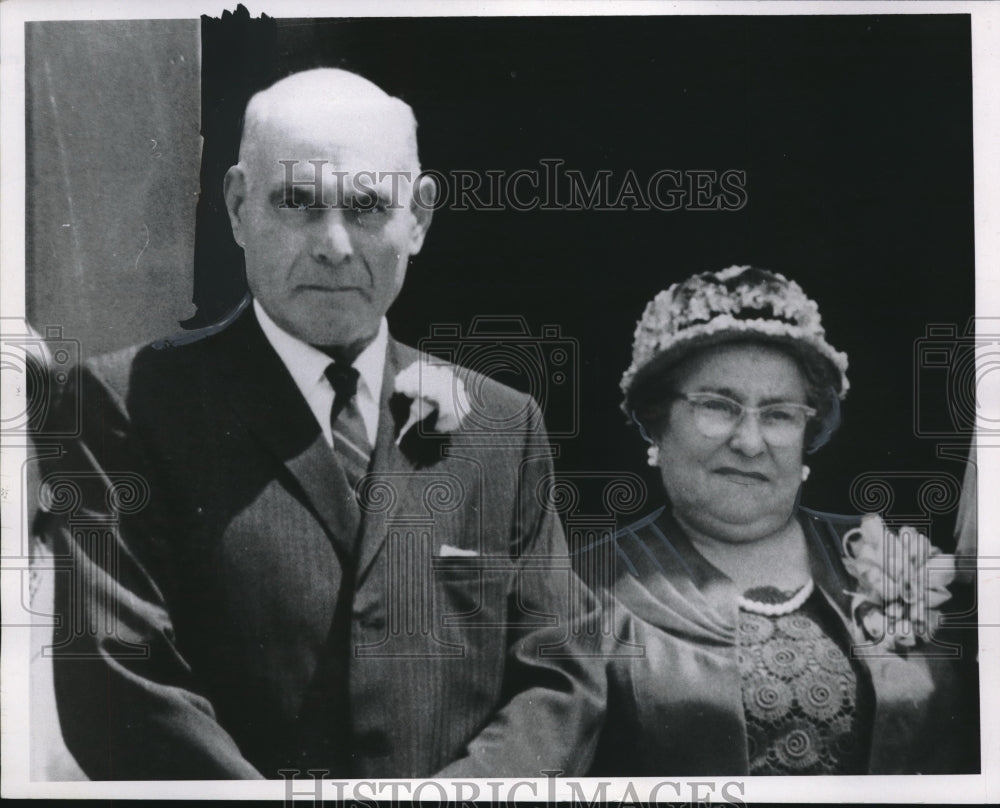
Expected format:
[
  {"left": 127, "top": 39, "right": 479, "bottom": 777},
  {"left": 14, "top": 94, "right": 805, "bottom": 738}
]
[{"left": 1, "top": 0, "right": 996, "bottom": 802}]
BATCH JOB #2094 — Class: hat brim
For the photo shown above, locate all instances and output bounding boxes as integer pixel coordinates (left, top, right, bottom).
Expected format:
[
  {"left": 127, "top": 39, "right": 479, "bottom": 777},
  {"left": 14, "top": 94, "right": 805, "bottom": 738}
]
[{"left": 624, "top": 322, "right": 848, "bottom": 407}]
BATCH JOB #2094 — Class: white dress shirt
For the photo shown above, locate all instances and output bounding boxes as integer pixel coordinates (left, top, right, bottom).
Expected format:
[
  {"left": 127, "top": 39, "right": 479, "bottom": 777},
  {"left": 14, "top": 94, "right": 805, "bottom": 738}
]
[{"left": 254, "top": 299, "right": 386, "bottom": 448}]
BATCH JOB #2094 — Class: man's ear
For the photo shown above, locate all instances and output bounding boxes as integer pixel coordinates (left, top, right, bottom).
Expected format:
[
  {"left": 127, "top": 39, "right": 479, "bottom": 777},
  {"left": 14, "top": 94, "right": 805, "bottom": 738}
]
[
  {"left": 223, "top": 165, "right": 249, "bottom": 247},
  {"left": 407, "top": 173, "right": 437, "bottom": 255}
]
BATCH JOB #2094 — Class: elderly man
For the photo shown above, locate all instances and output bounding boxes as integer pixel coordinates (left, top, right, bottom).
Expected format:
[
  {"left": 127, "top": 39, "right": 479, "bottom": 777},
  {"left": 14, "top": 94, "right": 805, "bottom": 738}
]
[{"left": 47, "top": 68, "right": 604, "bottom": 779}]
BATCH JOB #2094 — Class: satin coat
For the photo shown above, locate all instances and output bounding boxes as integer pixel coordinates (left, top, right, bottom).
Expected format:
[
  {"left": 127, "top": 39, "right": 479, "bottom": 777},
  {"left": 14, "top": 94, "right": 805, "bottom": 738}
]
[{"left": 580, "top": 505, "right": 970, "bottom": 775}]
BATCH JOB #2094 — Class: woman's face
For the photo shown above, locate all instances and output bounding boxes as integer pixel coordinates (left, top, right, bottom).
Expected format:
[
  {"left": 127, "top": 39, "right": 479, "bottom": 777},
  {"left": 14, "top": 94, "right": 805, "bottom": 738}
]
[{"left": 654, "top": 342, "right": 809, "bottom": 543}]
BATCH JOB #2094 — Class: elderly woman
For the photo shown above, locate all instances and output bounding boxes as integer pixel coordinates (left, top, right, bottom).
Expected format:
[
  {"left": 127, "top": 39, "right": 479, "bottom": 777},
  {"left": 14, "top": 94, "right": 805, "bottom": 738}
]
[{"left": 585, "top": 265, "right": 966, "bottom": 775}]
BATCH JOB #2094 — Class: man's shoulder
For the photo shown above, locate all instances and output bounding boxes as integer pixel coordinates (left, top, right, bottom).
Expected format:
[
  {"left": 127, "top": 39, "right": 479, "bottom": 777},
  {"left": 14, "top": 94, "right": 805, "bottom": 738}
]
[
  {"left": 392, "top": 341, "right": 536, "bottom": 418},
  {"left": 82, "top": 299, "right": 252, "bottom": 398}
]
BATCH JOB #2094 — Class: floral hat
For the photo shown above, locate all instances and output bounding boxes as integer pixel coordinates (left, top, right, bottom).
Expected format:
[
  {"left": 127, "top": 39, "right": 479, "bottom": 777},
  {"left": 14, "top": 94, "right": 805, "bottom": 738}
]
[{"left": 620, "top": 265, "right": 849, "bottom": 414}]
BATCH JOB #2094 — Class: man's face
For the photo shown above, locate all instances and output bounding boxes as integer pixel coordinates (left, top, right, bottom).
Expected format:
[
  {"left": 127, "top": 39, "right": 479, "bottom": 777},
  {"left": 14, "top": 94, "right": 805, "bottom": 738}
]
[{"left": 225, "top": 113, "right": 433, "bottom": 349}]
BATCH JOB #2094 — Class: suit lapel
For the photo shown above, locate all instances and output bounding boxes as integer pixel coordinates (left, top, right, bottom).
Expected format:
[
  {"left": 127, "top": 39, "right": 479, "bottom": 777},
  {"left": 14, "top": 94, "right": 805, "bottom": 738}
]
[
  {"left": 355, "top": 339, "right": 423, "bottom": 583},
  {"left": 214, "top": 306, "right": 361, "bottom": 560}
]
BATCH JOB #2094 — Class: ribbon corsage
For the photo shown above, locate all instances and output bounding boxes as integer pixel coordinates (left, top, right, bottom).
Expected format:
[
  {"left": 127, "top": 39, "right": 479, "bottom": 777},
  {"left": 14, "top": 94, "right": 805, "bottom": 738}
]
[{"left": 842, "top": 513, "right": 956, "bottom": 652}]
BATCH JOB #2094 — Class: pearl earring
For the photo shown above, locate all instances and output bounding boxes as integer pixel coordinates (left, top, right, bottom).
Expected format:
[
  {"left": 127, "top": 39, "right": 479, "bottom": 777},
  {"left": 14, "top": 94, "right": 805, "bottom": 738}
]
[
  {"left": 647, "top": 445, "right": 660, "bottom": 467},
  {"left": 801, "top": 465, "right": 811, "bottom": 482}
]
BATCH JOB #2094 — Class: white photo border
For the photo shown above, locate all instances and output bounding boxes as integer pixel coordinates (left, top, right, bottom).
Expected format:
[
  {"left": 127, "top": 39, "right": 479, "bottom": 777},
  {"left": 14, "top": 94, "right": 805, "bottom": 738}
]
[{"left": 2, "top": 0, "right": 997, "bottom": 802}]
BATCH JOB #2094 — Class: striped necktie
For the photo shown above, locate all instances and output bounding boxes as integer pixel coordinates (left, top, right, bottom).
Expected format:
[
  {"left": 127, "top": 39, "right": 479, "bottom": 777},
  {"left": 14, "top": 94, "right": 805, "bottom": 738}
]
[{"left": 324, "top": 363, "right": 372, "bottom": 490}]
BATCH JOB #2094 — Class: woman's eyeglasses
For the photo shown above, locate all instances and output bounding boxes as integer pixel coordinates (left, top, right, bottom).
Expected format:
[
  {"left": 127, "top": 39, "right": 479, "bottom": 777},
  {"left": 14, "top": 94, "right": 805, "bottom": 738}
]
[{"left": 675, "top": 392, "right": 817, "bottom": 446}]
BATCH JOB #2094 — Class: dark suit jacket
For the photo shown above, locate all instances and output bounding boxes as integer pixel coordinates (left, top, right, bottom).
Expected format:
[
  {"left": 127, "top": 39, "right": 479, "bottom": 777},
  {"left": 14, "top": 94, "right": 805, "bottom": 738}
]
[
  {"left": 45, "top": 302, "right": 604, "bottom": 779},
  {"left": 578, "top": 506, "right": 972, "bottom": 776}
]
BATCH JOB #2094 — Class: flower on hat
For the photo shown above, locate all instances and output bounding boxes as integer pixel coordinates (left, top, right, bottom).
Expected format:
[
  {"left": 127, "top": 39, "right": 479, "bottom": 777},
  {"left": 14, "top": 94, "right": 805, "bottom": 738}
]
[
  {"left": 842, "top": 513, "right": 956, "bottom": 653},
  {"left": 393, "top": 361, "right": 469, "bottom": 446},
  {"left": 620, "top": 265, "right": 850, "bottom": 418}
]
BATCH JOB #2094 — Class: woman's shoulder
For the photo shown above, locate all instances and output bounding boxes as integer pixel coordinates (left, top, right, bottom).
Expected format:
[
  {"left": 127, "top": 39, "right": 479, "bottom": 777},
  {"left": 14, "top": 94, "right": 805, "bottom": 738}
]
[
  {"left": 572, "top": 504, "right": 856, "bottom": 584},
  {"left": 572, "top": 505, "right": 677, "bottom": 584},
  {"left": 572, "top": 505, "right": 734, "bottom": 628},
  {"left": 797, "top": 505, "right": 862, "bottom": 557},
  {"left": 797, "top": 505, "right": 862, "bottom": 529},
  {"left": 798, "top": 506, "right": 862, "bottom": 536},
  {"left": 573, "top": 505, "right": 862, "bottom": 576}
]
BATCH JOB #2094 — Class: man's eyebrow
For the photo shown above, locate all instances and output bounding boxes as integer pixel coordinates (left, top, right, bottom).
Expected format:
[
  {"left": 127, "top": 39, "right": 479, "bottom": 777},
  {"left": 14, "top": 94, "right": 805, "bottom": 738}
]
[
  {"left": 337, "top": 187, "right": 397, "bottom": 210},
  {"left": 342, "top": 183, "right": 391, "bottom": 200},
  {"left": 268, "top": 182, "right": 394, "bottom": 208},
  {"left": 269, "top": 185, "right": 321, "bottom": 207}
]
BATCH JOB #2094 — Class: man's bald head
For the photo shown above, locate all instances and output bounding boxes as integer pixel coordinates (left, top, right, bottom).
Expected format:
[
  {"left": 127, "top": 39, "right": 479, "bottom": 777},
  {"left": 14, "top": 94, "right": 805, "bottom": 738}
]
[
  {"left": 223, "top": 66, "right": 436, "bottom": 354},
  {"left": 238, "top": 68, "right": 421, "bottom": 178}
]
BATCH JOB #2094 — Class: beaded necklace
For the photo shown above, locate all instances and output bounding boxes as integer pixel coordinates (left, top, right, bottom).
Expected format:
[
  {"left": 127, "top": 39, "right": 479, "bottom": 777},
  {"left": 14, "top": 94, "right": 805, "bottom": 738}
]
[{"left": 737, "top": 578, "right": 814, "bottom": 616}]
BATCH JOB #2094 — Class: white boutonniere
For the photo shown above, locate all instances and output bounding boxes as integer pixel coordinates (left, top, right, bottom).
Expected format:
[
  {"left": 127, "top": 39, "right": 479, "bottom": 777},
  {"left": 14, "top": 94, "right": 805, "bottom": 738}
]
[
  {"left": 393, "top": 361, "right": 469, "bottom": 446},
  {"left": 842, "top": 513, "right": 956, "bottom": 652}
]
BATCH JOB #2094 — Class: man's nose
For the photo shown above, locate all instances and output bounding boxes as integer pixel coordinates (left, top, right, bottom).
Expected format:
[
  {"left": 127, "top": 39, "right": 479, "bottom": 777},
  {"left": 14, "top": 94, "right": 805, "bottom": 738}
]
[
  {"left": 727, "top": 411, "right": 767, "bottom": 456},
  {"left": 312, "top": 211, "right": 353, "bottom": 265}
]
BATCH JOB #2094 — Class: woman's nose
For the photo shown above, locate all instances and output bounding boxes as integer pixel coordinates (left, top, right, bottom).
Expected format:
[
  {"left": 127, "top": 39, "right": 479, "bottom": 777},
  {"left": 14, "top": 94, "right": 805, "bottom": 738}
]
[{"left": 727, "top": 411, "right": 767, "bottom": 455}]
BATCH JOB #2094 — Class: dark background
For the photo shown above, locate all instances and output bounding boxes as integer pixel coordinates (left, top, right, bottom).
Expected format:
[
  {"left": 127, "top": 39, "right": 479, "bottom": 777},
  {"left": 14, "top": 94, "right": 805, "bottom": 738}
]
[{"left": 193, "top": 11, "right": 974, "bottom": 540}]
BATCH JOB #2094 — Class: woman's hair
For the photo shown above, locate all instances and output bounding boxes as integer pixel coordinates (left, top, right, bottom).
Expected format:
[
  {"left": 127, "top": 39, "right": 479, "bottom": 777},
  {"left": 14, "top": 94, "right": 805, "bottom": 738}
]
[{"left": 628, "top": 338, "right": 842, "bottom": 454}]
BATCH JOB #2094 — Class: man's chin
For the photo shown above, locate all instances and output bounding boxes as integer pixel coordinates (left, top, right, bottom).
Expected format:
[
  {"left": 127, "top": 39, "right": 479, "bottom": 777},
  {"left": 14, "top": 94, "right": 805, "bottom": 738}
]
[
  {"left": 284, "top": 308, "right": 376, "bottom": 347},
  {"left": 308, "top": 321, "right": 380, "bottom": 357}
]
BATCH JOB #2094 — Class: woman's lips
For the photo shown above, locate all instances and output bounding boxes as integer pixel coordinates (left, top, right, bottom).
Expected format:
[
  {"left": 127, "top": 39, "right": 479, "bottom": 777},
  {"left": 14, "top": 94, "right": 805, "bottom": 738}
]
[{"left": 714, "top": 467, "right": 769, "bottom": 483}]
